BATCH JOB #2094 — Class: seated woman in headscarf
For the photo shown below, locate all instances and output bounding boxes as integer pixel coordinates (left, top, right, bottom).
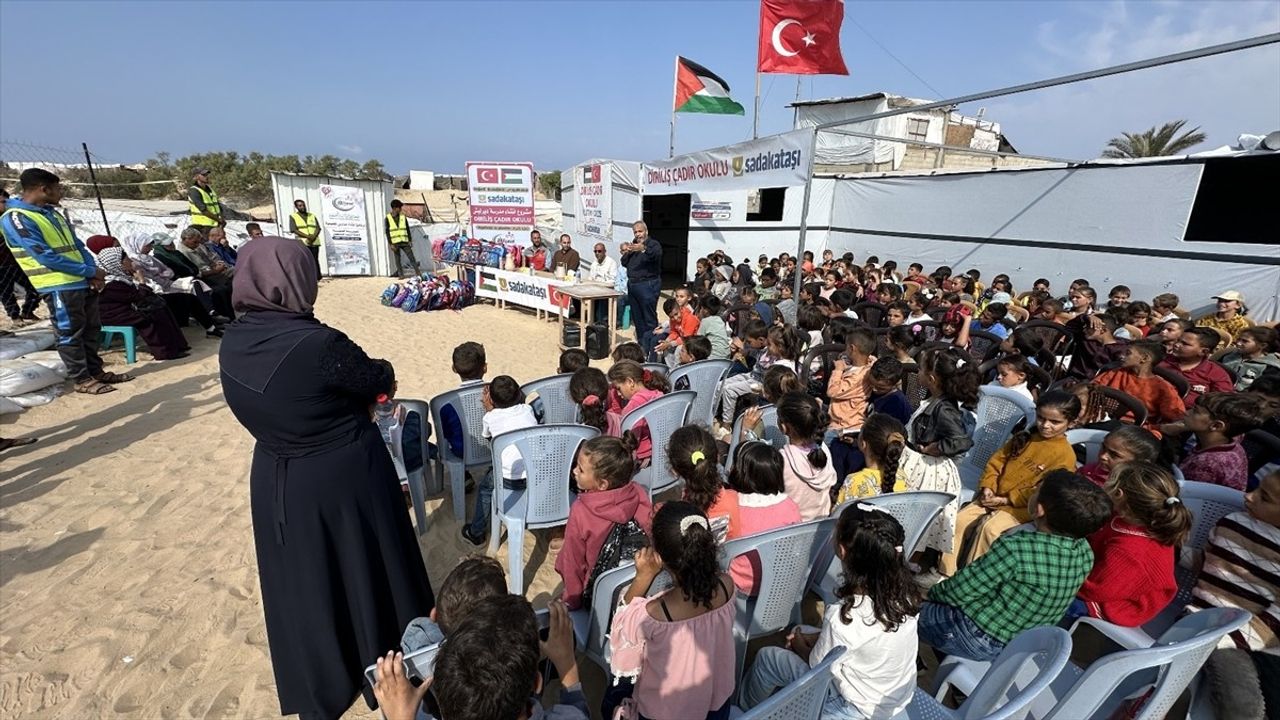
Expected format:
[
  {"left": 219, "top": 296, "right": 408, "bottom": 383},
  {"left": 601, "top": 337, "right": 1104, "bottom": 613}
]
[
  {"left": 94, "top": 247, "right": 193, "bottom": 360},
  {"left": 120, "top": 233, "right": 224, "bottom": 336},
  {"left": 149, "top": 232, "right": 235, "bottom": 319}
]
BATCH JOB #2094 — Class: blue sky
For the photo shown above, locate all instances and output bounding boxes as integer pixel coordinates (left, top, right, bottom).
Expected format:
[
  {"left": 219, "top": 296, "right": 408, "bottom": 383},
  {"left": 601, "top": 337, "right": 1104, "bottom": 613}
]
[{"left": 1, "top": 0, "right": 1277, "bottom": 174}]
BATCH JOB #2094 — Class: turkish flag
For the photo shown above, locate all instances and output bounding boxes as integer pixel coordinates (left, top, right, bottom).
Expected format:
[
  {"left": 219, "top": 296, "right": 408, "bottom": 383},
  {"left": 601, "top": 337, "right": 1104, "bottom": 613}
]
[
  {"left": 476, "top": 167, "right": 499, "bottom": 183},
  {"left": 758, "top": 0, "right": 848, "bottom": 75}
]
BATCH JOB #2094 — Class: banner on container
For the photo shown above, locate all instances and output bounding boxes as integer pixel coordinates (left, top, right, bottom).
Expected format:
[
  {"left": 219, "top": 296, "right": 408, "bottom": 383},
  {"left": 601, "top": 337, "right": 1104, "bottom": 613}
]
[
  {"left": 691, "top": 200, "right": 733, "bottom": 221},
  {"left": 574, "top": 163, "right": 612, "bottom": 240},
  {"left": 642, "top": 128, "right": 814, "bottom": 196},
  {"left": 318, "top": 184, "right": 372, "bottom": 275},
  {"left": 474, "top": 266, "right": 567, "bottom": 314},
  {"left": 467, "top": 161, "right": 535, "bottom": 241}
]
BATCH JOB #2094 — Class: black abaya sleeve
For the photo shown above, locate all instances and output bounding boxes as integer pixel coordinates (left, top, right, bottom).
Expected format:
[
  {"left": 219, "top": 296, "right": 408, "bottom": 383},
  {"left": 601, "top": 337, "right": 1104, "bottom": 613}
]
[{"left": 317, "top": 332, "right": 393, "bottom": 405}]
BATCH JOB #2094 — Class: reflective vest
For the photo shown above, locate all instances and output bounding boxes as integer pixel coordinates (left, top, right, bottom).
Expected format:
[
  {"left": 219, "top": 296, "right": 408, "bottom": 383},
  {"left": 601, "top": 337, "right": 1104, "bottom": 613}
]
[
  {"left": 387, "top": 213, "right": 409, "bottom": 245},
  {"left": 1, "top": 208, "right": 90, "bottom": 291},
  {"left": 291, "top": 212, "right": 320, "bottom": 246},
  {"left": 189, "top": 185, "right": 222, "bottom": 227}
]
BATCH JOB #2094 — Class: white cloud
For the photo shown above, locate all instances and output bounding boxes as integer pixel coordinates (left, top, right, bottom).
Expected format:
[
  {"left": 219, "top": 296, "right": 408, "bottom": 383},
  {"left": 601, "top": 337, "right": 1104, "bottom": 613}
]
[
  {"left": 337, "top": 144, "right": 364, "bottom": 155},
  {"left": 985, "top": 0, "right": 1280, "bottom": 160}
]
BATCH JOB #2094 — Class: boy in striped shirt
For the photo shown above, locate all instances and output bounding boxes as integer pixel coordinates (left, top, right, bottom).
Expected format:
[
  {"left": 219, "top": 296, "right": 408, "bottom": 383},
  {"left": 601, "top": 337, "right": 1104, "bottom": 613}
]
[{"left": 1187, "top": 470, "right": 1280, "bottom": 651}]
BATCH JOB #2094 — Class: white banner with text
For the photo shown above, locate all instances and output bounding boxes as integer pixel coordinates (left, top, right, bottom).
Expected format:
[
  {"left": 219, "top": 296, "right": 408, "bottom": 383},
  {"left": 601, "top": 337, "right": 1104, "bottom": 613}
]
[{"left": 642, "top": 128, "right": 814, "bottom": 195}]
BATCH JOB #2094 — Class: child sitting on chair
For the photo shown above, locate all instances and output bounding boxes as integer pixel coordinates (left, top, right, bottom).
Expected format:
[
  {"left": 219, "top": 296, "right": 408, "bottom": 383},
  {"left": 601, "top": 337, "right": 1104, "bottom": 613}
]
[
  {"left": 370, "top": 360, "right": 426, "bottom": 493},
  {"left": 461, "top": 376, "right": 538, "bottom": 546},
  {"left": 919, "top": 470, "right": 1111, "bottom": 661}
]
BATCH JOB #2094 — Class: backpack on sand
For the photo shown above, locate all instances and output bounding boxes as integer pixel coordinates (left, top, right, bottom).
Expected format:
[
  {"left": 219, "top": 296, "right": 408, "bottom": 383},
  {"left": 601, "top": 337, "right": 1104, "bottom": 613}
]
[{"left": 582, "top": 519, "right": 648, "bottom": 607}]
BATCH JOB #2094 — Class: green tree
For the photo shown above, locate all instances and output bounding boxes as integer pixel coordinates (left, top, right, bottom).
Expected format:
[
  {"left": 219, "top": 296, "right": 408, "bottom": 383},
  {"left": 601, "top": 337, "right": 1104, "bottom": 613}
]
[
  {"left": 1102, "top": 120, "right": 1207, "bottom": 159},
  {"left": 537, "top": 169, "right": 561, "bottom": 199}
]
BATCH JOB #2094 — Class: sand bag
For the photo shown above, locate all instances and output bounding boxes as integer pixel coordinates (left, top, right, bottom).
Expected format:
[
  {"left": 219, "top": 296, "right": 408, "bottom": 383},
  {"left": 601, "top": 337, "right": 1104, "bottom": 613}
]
[
  {"left": 0, "top": 358, "right": 66, "bottom": 397},
  {"left": 8, "top": 385, "right": 64, "bottom": 408},
  {"left": 21, "top": 350, "right": 68, "bottom": 376},
  {"left": 0, "top": 330, "right": 57, "bottom": 360}
]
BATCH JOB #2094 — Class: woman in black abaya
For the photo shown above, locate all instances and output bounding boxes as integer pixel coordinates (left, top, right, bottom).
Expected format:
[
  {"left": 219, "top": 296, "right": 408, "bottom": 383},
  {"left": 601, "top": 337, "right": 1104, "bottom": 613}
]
[{"left": 219, "top": 236, "right": 433, "bottom": 719}]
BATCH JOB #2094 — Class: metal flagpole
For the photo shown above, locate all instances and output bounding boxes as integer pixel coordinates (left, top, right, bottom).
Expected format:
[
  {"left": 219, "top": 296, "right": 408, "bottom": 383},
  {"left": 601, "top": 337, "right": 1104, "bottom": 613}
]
[
  {"left": 792, "top": 127, "right": 819, "bottom": 300},
  {"left": 752, "top": 72, "right": 761, "bottom": 139},
  {"left": 670, "top": 56, "right": 679, "bottom": 157}
]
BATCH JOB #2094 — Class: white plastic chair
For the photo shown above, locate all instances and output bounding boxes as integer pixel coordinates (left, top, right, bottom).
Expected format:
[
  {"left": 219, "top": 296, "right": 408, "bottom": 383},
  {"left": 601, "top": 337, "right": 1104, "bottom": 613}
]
[
  {"left": 620, "top": 390, "right": 695, "bottom": 498},
  {"left": 904, "top": 627, "right": 1073, "bottom": 720},
  {"left": 1040, "top": 608, "right": 1252, "bottom": 720},
  {"left": 738, "top": 646, "right": 846, "bottom": 720},
  {"left": 1069, "top": 480, "right": 1245, "bottom": 650},
  {"left": 725, "top": 404, "right": 785, "bottom": 467},
  {"left": 1065, "top": 428, "right": 1109, "bottom": 466},
  {"left": 722, "top": 517, "right": 834, "bottom": 680},
  {"left": 428, "top": 385, "right": 490, "bottom": 521},
  {"left": 487, "top": 424, "right": 598, "bottom": 594},
  {"left": 668, "top": 359, "right": 732, "bottom": 427},
  {"left": 809, "top": 492, "right": 955, "bottom": 604},
  {"left": 397, "top": 398, "right": 434, "bottom": 536},
  {"left": 641, "top": 362, "right": 669, "bottom": 377},
  {"left": 956, "top": 386, "right": 1036, "bottom": 502},
  {"left": 365, "top": 608, "right": 551, "bottom": 689},
  {"left": 521, "top": 373, "right": 578, "bottom": 425},
  {"left": 567, "top": 561, "right": 673, "bottom": 678}
]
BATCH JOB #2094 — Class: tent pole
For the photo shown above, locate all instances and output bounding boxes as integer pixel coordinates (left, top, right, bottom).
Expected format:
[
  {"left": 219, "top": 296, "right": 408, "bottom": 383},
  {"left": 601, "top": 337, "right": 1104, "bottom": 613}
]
[
  {"left": 81, "top": 142, "right": 111, "bottom": 237},
  {"left": 671, "top": 56, "right": 679, "bottom": 158},
  {"left": 792, "top": 128, "right": 819, "bottom": 300},
  {"left": 752, "top": 72, "right": 761, "bottom": 139},
  {"left": 814, "top": 32, "right": 1280, "bottom": 132}
]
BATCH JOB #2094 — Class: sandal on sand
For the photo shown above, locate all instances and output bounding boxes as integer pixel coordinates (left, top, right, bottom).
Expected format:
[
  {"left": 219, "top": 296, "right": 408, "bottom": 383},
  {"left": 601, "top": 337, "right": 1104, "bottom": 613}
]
[
  {"left": 75, "top": 378, "right": 117, "bottom": 395},
  {"left": 95, "top": 371, "right": 135, "bottom": 384},
  {"left": 0, "top": 437, "right": 37, "bottom": 452}
]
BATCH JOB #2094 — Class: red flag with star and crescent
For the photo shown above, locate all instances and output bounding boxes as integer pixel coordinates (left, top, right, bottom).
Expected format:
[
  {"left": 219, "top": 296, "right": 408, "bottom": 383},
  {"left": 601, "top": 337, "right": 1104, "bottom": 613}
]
[{"left": 757, "top": 0, "right": 848, "bottom": 75}]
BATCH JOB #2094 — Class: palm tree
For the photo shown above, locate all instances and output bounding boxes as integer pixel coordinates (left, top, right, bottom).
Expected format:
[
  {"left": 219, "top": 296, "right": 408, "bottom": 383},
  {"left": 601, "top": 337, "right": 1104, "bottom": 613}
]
[{"left": 1102, "top": 120, "right": 1208, "bottom": 158}]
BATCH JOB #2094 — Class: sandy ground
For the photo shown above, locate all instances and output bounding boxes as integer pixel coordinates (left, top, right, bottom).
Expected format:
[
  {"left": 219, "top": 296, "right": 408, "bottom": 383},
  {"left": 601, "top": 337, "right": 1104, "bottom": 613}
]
[{"left": 0, "top": 276, "right": 598, "bottom": 719}]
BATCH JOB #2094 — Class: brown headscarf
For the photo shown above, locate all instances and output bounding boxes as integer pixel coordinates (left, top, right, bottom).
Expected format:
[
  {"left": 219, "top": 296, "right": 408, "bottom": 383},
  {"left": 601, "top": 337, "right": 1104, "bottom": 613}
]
[{"left": 231, "top": 236, "right": 318, "bottom": 314}]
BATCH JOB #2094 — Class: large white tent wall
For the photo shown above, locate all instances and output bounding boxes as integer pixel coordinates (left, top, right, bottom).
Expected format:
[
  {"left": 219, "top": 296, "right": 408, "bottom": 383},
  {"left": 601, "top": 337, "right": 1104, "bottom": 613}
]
[
  {"left": 270, "top": 172, "right": 401, "bottom": 276},
  {"left": 59, "top": 198, "right": 281, "bottom": 248},
  {"left": 685, "top": 180, "right": 834, "bottom": 277},
  {"left": 825, "top": 157, "right": 1279, "bottom": 320}
]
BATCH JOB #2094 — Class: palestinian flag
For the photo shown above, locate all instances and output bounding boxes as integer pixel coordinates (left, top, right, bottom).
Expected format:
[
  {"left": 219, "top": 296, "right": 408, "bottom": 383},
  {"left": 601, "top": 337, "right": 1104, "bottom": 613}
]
[{"left": 674, "top": 57, "right": 745, "bottom": 115}]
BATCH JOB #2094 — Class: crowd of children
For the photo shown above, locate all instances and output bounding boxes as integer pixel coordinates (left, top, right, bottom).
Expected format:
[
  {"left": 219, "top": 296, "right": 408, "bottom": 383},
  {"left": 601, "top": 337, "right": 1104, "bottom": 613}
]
[{"left": 368, "top": 251, "right": 1279, "bottom": 720}]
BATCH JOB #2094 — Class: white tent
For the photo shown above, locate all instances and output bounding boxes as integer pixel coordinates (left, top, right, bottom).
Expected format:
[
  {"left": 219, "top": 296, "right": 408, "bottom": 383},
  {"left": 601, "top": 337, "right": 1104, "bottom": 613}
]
[
  {"left": 561, "top": 147, "right": 1279, "bottom": 319},
  {"left": 827, "top": 154, "right": 1279, "bottom": 320}
]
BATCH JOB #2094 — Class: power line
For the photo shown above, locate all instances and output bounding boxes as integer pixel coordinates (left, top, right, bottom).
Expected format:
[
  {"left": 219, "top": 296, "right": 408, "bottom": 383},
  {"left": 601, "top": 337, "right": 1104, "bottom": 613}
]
[{"left": 846, "top": 13, "right": 946, "bottom": 99}]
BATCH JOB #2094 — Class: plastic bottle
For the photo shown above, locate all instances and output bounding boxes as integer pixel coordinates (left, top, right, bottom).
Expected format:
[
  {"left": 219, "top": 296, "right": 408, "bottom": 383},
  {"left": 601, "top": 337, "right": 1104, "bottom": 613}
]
[{"left": 374, "top": 393, "right": 398, "bottom": 445}]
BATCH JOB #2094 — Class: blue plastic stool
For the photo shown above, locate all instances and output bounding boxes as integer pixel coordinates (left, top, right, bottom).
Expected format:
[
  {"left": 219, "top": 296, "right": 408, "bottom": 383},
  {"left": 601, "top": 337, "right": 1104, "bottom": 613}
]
[{"left": 100, "top": 325, "right": 137, "bottom": 364}]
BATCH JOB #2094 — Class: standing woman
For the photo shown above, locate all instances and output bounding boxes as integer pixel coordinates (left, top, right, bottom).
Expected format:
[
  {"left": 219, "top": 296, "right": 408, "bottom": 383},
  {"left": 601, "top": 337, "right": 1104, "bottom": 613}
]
[
  {"left": 621, "top": 220, "right": 663, "bottom": 360},
  {"left": 219, "top": 237, "right": 433, "bottom": 719}
]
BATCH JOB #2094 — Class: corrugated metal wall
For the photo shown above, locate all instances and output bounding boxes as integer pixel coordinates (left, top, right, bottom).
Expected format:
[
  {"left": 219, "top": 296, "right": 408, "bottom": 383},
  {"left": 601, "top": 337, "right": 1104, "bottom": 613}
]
[{"left": 270, "top": 172, "right": 403, "bottom": 276}]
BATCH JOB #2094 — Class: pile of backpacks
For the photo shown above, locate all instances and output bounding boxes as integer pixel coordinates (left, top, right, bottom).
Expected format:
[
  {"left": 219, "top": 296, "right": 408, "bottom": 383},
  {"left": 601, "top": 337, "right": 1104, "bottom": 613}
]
[
  {"left": 432, "top": 233, "right": 547, "bottom": 272},
  {"left": 380, "top": 273, "right": 475, "bottom": 313}
]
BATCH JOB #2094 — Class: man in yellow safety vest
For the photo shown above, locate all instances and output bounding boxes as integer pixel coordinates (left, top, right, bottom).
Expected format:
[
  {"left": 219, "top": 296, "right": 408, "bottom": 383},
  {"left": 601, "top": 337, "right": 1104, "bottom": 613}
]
[
  {"left": 0, "top": 168, "right": 132, "bottom": 395},
  {"left": 187, "top": 167, "right": 224, "bottom": 234},
  {"left": 288, "top": 199, "right": 323, "bottom": 275},
  {"left": 385, "top": 199, "right": 421, "bottom": 277}
]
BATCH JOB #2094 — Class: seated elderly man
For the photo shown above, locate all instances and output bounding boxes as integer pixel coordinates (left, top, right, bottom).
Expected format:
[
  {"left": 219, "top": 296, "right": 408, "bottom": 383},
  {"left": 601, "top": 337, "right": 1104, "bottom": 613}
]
[
  {"left": 176, "top": 226, "right": 234, "bottom": 287},
  {"left": 206, "top": 227, "right": 238, "bottom": 267}
]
